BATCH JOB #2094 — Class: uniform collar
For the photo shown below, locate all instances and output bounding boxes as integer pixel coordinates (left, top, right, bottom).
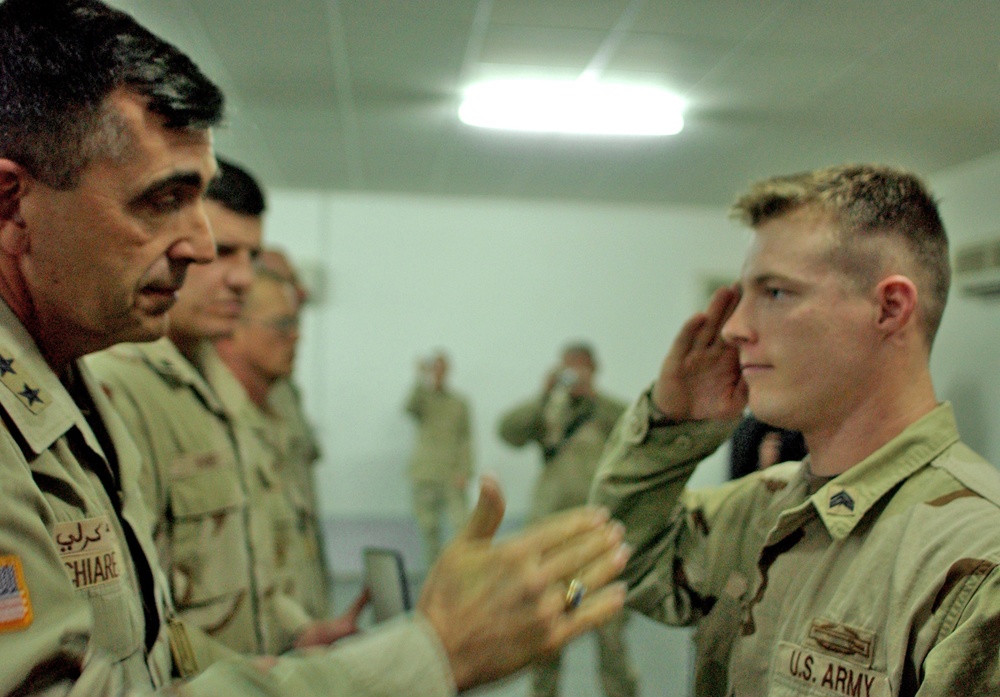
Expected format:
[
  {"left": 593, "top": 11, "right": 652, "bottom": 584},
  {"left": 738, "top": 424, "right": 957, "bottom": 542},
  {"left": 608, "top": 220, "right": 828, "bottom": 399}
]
[
  {"left": 122, "top": 338, "right": 228, "bottom": 416},
  {"left": 200, "top": 343, "right": 252, "bottom": 419},
  {"left": 809, "top": 403, "right": 960, "bottom": 539},
  {"left": 0, "top": 299, "right": 88, "bottom": 455},
  {"left": 201, "top": 347, "right": 285, "bottom": 458}
]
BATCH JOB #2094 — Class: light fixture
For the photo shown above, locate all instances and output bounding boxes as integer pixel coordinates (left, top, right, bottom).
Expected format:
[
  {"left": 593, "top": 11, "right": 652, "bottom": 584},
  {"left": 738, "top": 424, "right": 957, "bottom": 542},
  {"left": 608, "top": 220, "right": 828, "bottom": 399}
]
[{"left": 458, "top": 79, "right": 684, "bottom": 136}]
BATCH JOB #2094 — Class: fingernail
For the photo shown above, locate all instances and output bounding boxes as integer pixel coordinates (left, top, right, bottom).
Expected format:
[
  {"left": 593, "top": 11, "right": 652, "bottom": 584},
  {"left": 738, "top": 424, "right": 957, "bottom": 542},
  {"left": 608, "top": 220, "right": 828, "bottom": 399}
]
[
  {"left": 591, "top": 506, "right": 610, "bottom": 524},
  {"left": 606, "top": 521, "right": 625, "bottom": 541},
  {"left": 614, "top": 543, "right": 632, "bottom": 565}
]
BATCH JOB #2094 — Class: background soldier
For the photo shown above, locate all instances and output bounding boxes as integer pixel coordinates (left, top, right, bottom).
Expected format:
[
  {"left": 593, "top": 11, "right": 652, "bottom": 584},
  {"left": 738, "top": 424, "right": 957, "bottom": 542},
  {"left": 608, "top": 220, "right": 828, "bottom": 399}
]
[
  {"left": 500, "top": 343, "right": 639, "bottom": 697},
  {"left": 404, "top": 351, "right": 473, "bottom": 568}
]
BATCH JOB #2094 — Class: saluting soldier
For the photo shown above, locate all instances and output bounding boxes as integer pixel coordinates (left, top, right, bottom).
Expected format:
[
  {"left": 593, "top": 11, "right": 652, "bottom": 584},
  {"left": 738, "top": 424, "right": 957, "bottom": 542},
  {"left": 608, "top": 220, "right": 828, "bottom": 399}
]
[{"left": 592, "top": 164, "right": 1000, "bottom": 695}]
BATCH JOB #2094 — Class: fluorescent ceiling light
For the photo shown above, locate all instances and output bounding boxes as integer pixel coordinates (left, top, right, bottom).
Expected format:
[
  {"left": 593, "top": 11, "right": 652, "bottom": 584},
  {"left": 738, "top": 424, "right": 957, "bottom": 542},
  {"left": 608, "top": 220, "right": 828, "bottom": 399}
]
[{"left": 459, "top": 79, "right": 684, "bottom": 136}]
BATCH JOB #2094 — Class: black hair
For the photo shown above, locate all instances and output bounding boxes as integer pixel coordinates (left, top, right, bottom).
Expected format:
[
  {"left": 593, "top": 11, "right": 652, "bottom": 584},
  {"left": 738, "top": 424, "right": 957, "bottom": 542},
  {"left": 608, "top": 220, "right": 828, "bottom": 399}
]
[
  {"left": 0, "top": 0, "right": 224, "bottom": 188},
  {"left": 206, "top": 158, "right": 266, "bottom": 216}
]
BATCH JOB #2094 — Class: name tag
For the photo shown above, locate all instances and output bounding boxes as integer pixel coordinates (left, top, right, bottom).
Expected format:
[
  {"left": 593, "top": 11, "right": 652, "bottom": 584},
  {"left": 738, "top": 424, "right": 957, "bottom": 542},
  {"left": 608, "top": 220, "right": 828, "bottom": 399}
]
[
  {"left": 775, "top": 641, "right": 890, "bottom": 697},
  {"left": 53, "top": 517, "right": 123, "bottom": 590}
]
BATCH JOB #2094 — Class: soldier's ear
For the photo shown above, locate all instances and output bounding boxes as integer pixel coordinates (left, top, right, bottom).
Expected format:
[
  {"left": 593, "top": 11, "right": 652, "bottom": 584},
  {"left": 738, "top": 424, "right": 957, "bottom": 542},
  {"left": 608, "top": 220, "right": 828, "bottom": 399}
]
[
  {"left": 874, "top": 274, "right": 918, "bottom": 336},
  {"left": 0, "top": 160, "right": 30, "bottom": 256}
]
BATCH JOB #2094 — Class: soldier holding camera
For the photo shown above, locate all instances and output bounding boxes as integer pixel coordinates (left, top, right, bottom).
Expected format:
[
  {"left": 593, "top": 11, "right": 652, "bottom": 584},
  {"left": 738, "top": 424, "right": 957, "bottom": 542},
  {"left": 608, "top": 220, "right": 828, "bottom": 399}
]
[{"left": 499, "top": 343, "right": 639, "bottom": 697}]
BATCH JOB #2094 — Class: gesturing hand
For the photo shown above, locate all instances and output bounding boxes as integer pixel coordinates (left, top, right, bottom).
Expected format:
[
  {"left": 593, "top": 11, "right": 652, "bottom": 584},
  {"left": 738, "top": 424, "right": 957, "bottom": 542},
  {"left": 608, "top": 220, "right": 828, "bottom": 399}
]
[{"left": 417, "top": 476, "right": 629, "bottom": 692}]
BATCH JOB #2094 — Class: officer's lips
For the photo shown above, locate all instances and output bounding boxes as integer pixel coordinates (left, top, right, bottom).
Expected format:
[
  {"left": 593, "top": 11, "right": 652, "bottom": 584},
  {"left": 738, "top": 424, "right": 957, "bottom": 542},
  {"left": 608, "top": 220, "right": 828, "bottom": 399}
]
[{"left": 138, "top": 282, "right": 180, "bottom": 312}]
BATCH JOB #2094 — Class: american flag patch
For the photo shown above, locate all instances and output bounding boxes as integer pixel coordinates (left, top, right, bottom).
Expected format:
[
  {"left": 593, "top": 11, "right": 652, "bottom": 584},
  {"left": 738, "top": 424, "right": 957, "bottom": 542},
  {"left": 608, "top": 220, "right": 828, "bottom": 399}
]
[{"left": 0, "top": 555, "right": 32, "bottom": 631}]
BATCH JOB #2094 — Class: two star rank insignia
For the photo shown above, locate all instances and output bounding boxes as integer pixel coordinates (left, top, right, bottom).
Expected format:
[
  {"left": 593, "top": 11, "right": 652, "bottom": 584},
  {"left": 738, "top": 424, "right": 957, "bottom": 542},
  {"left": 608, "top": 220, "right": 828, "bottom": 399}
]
[{"left": 0, "top": 353, "right": 49, "bottom": 415}]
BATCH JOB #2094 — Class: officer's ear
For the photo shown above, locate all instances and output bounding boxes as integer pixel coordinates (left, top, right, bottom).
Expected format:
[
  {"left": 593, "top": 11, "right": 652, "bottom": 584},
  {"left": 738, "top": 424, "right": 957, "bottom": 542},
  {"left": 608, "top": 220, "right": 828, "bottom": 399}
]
[{"left": 0, "top": 159, "right": 30, "bottom": 257}]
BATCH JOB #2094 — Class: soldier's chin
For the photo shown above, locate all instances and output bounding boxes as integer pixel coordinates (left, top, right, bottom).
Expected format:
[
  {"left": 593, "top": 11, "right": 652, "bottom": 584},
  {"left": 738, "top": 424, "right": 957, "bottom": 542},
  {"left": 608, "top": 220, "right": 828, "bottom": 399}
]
[{"left": 747, "top": 399, "right": 797, "bottom": 433}]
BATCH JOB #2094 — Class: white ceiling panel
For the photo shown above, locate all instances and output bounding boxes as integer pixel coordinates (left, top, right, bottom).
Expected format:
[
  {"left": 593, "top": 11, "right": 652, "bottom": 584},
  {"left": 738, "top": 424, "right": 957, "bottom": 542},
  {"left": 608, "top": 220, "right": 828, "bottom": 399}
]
[{"left": 108, "top": 0, "right": 1000, "bottom": 207}]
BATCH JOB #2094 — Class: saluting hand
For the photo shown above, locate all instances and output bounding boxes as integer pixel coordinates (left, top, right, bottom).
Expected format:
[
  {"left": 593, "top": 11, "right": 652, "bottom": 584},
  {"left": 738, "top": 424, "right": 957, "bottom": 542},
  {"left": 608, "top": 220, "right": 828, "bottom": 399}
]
[{"left": 652, "top": 285, "right": 747, "bottom": 422}]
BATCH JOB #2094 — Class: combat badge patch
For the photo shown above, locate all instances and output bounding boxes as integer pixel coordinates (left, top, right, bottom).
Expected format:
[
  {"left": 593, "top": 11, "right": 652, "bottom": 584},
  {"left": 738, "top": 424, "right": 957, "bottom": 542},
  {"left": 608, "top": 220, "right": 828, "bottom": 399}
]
[
  {"left": 775, "top": 640, "right": 889, "bottom": 697},
  {"left": 808, "top": 619, "right": 875, "bottom": 664},
  {"left": 0, "top": 353, "right": 50, "bottom": 415},
  {"left": 53, "top": 517, "right": 124, "bottom": 591},
  {"left": 0, "top": 555, "right": 33, "bottom": 632}
]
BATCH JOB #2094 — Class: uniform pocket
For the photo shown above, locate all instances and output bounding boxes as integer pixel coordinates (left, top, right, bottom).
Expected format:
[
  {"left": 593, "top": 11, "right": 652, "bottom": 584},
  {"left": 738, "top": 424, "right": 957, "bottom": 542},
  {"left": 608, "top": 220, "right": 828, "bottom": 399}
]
[{"left": 167, "top": 454, "right": 249, "bottom": 605}]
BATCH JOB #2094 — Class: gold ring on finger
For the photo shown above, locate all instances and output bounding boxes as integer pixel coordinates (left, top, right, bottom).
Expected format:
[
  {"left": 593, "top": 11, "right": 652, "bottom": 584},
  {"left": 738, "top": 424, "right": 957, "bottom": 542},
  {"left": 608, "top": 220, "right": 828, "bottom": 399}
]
[{"left": 565, "top": 578, "right": 586, "bottom": 611}]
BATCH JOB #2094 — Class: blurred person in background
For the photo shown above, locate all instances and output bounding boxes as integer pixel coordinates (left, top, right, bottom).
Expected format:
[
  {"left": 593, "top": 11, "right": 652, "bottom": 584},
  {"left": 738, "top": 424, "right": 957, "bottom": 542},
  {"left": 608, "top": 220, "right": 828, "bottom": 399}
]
[
  {"left": 255, "top": 247, "right": 331, "bottom": 618},
  {"left": 728, "top": 414, "right": 807, "bottom": 479},
  {"left": 404, "top": 351, "right": 473, "bottom": 569},
  {"left": 499, "top": 343, "right": 639, "bottom": 697}
]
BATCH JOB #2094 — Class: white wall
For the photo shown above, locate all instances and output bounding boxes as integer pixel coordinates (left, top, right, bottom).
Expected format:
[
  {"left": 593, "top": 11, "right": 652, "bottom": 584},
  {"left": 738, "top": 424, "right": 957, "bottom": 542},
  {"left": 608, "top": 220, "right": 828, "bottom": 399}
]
[
  {"left": 930, "top": 154, "right": 1000, "bottom": 466},
  {"left": 265, "top": 192, "right": 744, "bottom": 518}
]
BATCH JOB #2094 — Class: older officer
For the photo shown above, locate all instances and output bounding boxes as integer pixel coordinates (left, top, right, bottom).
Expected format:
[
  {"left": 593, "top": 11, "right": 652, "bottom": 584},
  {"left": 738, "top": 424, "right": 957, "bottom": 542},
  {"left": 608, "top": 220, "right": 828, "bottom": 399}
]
[
  {"left": 0, "top": 0, "right": 629, "bottom": 694},
  {"left": 592, "top": 164, "right": 1000, "bottom": 695},
  {"left": 500, "top": 343, "right": 639, "bottom": 697}
]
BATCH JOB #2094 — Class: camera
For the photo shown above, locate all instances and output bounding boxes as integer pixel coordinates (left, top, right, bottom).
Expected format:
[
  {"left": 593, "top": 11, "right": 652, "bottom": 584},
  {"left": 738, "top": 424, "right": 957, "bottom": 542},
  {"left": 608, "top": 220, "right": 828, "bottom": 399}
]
[{"left": 555, "top": 367, "right": 579, "bottom": 388}]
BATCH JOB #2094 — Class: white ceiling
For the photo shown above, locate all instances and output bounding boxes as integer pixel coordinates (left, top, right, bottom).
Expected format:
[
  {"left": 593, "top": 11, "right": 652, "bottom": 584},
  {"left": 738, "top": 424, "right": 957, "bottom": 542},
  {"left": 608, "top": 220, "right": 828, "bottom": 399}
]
[{"left": 113, "top": 0, "right": 1000, "bottom": 207}]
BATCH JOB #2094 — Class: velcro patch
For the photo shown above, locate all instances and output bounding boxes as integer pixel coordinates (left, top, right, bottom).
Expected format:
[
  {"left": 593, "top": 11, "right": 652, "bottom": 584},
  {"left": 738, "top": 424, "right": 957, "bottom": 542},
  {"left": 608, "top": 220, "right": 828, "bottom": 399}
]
[
  {"left": 0, "top": 555, "right": 33, "bottom": 632},
  {"left": 53, "top": 517, "right": 124, "bottom": 590},
  {"left": 774, "top": 641, "right": 889, "bottom": 697}
]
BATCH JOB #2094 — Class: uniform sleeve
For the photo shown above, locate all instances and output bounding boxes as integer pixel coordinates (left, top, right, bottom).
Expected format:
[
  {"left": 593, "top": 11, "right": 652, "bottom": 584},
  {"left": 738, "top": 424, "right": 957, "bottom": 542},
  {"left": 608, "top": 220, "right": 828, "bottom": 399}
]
[
  {"left": 595, "top": 395, "right": 627, "bottom": 437},
  {"left": 176, "top": 614, "right": 455, "bottom": 697},
  {"left": 0, "top": 439, "right": 96, "bottom": 695},
  {"left": 405, "top": 384, "right": 426, "bottom": 420},
  {"left": 589, "top": 390, "right": 749, "bottom": 626},
  {"left": 497, "top": 398, "right": 545, "bottom": 448},
  {"left": 60, "top": 614, "right": 453, "bottom": 697},
  {"left": 915, "top": 562, "right": 1000, "bottom": 694},
  {"left": 270, "top": 591, "right": 314, "bottom": 648}
]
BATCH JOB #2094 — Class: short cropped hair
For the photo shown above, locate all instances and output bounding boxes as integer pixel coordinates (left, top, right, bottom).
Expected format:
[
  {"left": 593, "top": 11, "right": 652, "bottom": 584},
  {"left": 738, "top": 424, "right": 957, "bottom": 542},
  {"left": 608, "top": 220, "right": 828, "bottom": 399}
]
[
  {"left": 207, "top": 158, "right": 266, "bottom": 216},
  {"left": 731, "top": 164, "right": 950, "bottom": 346},
  {"left": 562, "top": 341, "right": 597, "bottom": 368},
  {"left": 0, "top": 0, "right": 225, "bottom": 189}
]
